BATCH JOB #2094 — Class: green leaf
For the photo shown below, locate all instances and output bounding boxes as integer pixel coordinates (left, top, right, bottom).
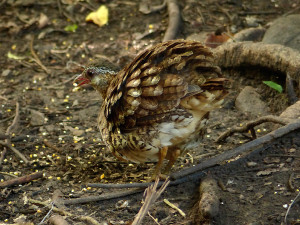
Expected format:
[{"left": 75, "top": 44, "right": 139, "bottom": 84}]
[
  {"left": 263, "top": 81, "right": 283, "bottom": 93},
  {"left": 64, "top": 24, "right": 78, "bottom": 32}
]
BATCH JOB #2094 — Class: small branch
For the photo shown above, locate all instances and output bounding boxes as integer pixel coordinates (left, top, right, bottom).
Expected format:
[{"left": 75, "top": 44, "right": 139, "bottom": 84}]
[
  {"left": 0, "top": 102, "right": 25, "bottom": 166},
  {"left": 139, "top": 0, "right": 166, "bottom": 14},
  {"left": 0, "top": 115, "right": 15, "bottom": 124},
  {"left": 284, "top": 191, "right": 300, "bottom": 224},
  {"left": 0, "top": 171, "right": 18, "bottom": 177},
  {"left": 88, "top": 182, "right": 161, "bottom": 189},
  {"left": 197, "top": 177, "right": 220, "bottom": 222},
  {"left": 6, "top": 102, "right": 20, "bottom": 136},
  {"left": 0, "top": 171, "right": 43, "bottom": 188},
  {"left": 30, "top": 36, "right": 50, "bottom": 74},
  {"left": 132, "top": 178, "right": 170, "bottom": 225},
  {"left": 164, "top": 199, "right": 186, "bottom": 217},
  {"left": 62, "top": 188, "right": 143, "bottom": 205},
  {"left": 43, "top": 140, "right": 63, "bottom": 152},
  {"left": 286, "top": 73, "right": 298, "bottom": 104},
  {"left": 0, "top": 141, "right": 30, "bottom": 164},
  {"left": 287, "top": 173, "right": 295, "bottom": 192},
  {"left": 216, "top": 115, "right": 291, "bottom": 142},
  {"left": 29, "top": 198, "right": 102, "bottom": 225},
  {"left": 162, "top": 0, "right": 180, "bottom": 42}
]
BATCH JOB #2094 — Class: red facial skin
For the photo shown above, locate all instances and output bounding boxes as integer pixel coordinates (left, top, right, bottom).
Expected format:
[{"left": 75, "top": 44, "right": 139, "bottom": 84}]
[{"left": 74, "top": 74, "right": 90, "bottom": 86}]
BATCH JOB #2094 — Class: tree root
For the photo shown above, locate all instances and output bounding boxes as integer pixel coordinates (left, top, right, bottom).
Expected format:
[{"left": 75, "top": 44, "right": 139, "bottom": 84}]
[
  {"left": 163, "top": 0, "right": 180, "bottom": 41},
  {"left": 213, "top": 42, "right": 300, "bottom": 86},
  {"left": 216, "top": 115, "right": 292, "bottom": 142}
]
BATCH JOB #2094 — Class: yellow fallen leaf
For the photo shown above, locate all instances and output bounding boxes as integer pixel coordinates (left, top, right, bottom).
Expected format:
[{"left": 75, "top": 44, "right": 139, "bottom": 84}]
[
  {"left": 86, "top": 5, "right": 108, "bottom": 27},
  {"left": 7, "top": 51, "right": 25, "bottom": 60}
]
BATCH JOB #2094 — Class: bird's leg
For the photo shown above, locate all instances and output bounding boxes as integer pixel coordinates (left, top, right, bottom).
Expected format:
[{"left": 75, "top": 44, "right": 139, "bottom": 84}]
[
  {"left": 163, "top": 149, "right": 181, "bottom": 174},
  {"left": 151, "top": 146, "right": 168, "bottom": 180}
]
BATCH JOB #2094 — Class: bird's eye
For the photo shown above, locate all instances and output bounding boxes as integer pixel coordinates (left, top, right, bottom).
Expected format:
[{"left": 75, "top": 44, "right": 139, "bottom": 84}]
[{"left": 86, "top": 68, "right": 95, "bottom": 79}]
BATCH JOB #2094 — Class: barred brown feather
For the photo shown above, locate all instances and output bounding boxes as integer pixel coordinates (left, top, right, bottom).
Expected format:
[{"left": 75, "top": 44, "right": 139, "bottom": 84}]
[{"left": 76, "top": 40, "right": 228, "bottom": 175}]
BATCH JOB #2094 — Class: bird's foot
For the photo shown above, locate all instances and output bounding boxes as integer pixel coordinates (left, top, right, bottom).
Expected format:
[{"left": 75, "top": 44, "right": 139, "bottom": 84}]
[{"left": 148, "top": 172, "right": 169, "bottom": 182}]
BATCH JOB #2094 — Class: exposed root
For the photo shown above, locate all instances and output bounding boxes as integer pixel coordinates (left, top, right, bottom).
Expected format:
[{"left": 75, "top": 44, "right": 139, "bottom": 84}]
[{"left": 216, "top": 115, "right": 292, "bottom": 142}]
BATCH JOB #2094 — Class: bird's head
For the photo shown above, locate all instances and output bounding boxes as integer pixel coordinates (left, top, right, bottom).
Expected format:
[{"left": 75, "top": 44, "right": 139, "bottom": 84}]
[{"left": 74, "top": 59, "right": 119, "bottom": 97}]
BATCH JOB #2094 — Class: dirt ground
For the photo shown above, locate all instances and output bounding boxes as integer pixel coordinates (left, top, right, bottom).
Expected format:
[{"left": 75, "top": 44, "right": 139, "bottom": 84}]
[{"left": 1, "top": 0, "right": 300, "bottom": 224}]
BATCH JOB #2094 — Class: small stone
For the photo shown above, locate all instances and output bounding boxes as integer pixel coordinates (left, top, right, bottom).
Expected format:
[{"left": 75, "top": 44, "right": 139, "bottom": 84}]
[
  {"left": 263, "top": 14, "right": 300, "bottom": 51},
  {"left": 226, "top": 188, "right": 237, "bottom": 193},
  {"left": 29, "top": 109, "right": 46, "bottom": 126},
  {"left": 286, "top": 157, "right": 293, "bottom": 163},
  {"left": 72, "top": 99, "right": 79, "bottom": 107},
  {"left": 246, "top": 161, "right": 257, "bottom": 167},
  {"left": 247, "top": 222, "right": 262, "bottom": 225},
  {"left": 235, "top": 86, "right": 269, "bottom": 117},
  {"left": 2, "top": 69, "right": 11, "bottom": 77},
  {"left": 44, "top": 125, "right": 56, "bottom": 132},
  {"left": 55, "top": 90, "right": 64, "bottom": 99},
  {"left": 239, "top": 194, "right": 245, "bottom": 200},
  {"left": 72, "top": 129, "right": 84, "bottom": 137},
  {"left": 186, "top": 32, "right": 210, "bottom": 43},
  {"left": 247, "top": 186, "right": 254, "bottom": 191},
  {"left": 289, "top": 148, "right": 296, "bottom": 153}
]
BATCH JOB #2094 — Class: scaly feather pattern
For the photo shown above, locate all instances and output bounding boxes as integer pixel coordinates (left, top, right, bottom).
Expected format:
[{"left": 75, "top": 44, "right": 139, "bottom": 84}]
[{"left": 76, "top": 40, "right": 228, "bottom": 173}]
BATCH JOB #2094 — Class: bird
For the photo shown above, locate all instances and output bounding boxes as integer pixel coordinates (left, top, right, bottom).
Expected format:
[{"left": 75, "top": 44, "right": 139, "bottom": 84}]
[{"left": 74, "top": 40, "right": 228, "bottom": 179}]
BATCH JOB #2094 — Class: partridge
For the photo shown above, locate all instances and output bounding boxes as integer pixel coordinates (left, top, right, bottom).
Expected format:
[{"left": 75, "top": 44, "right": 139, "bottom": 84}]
[{"left": 75, "top": 40, "right": 228, "bottom": 178}]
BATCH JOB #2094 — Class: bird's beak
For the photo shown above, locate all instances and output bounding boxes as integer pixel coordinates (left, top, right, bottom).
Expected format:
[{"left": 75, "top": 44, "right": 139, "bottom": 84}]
[{"left": 73, "top": 74, "right": 90, "bottom": 86}]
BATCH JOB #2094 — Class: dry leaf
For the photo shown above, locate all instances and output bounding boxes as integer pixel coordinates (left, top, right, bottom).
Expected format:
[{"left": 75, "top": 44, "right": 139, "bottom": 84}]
[{"left": 86, "top": 5, "right": 109, "bottom": 27}]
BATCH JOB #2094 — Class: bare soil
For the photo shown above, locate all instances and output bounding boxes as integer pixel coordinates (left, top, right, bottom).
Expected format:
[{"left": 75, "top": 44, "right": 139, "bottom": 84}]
[{"left": 0, "top": 0, "right": 300, "bottom": 224}]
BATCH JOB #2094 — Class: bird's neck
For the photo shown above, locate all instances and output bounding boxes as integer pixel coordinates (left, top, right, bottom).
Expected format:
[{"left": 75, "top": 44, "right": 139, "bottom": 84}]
[{"left": 92, "top": 73, "right": 116, "bottom": 99}]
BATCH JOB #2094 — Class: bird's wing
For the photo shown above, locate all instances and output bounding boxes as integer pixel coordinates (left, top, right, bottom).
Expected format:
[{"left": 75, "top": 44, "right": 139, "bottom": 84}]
[{"left": 99, "top": 40, "right": 225, "bottom": 134}]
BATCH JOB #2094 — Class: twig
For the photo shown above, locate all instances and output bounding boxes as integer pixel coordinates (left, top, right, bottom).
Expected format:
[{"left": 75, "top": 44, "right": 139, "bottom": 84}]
[
  {"left": 216, "top": 115, "right": 291, "bottom": 142},
  {"left": 132, "top": 178, "right": 170, "bottom": 225},
  {"left": 0, "top": 134, "right": 9, "bottom": 140},
  {"left": 282, "top": 5, "right": 300, "bottom": 16},
  {"left": 286, "top": 73, "right": 298, "bottom": 104},
  {"left": 216, "top": 3, "right": 232, "bottom": 23},
  {"left": 139, "top": 0, "right": 166, "bottom": 14},
  {"left": 164, "top": 199, "right": 186, "bottom": 217},
  {"left": 0, "top": 102, "right": 25, "bottom": 166},
  {"left": 30, "top": 36, "right": 50, "bottom": 74},
  {"left": 197, "top": 177, "right": 220, "bottom": 222},
  {"left": 196, "top": 7, "right": 205, "bottom": 25},
  {"left": 62, "top": 188, "right": 143, "bottom": 205},
  {"left": 284, "top": 191, "right": 300, "bottom": 224},
  {"left": 147, "top": 212, "right": 160, "bottom": 225},
  {"left": 0, "top": 171, "right": 43, "bottom": 188},
  {"left": 0, "top": 95, "right": 8, "bottom": 101},
  {"left": 287, "top": 173, "right": 295, "bottom": 192},
  {"left": 6, "top": 102, "right": 20, "bottom": 137},
  {"left": 268, "top": 154, "right": 300, "bottom": 159},
  {"left": 0, "top": 115, "right": 15, "bottom": 123},
  {"left": 39, "top": 202, "right": 54, "bottom": 225},
  {"left": 238, "top": 11, "right": 278, "bottom": 15},
  {"left": 0, "top": 141, "right": 30, "bottom": 164},
  {"left": 88, "top": 182, "right": 157, "bottom": 189},
  {"left": 28, "top": 198, "right": 102, "bottom": 225},
  {"left": 163, "top": 0, "right": 180, "bottom": 41},
  {"left": 43, "top": 140, "right": 62, "bottom": 153},
  {"left": 0, "top": 171, "right": 18, "bottom": 177}
]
